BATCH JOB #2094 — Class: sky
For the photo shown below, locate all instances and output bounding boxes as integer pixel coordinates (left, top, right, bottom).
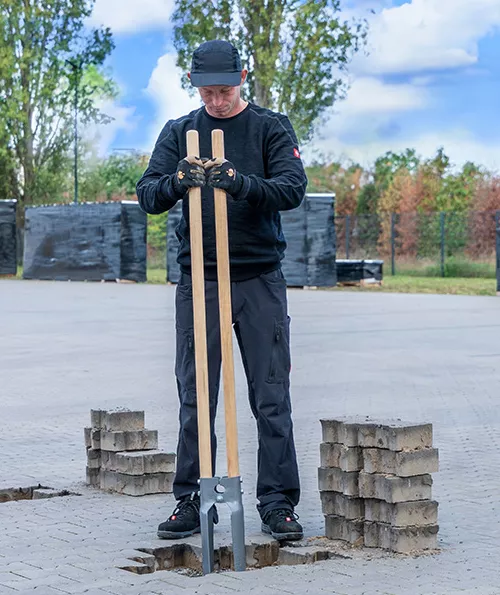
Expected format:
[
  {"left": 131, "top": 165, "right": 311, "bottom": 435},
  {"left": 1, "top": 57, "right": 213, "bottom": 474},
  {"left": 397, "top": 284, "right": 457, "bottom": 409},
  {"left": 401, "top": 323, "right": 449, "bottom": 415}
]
[{"left": 86, "top": 0, "right": 500, "bottom": 172}]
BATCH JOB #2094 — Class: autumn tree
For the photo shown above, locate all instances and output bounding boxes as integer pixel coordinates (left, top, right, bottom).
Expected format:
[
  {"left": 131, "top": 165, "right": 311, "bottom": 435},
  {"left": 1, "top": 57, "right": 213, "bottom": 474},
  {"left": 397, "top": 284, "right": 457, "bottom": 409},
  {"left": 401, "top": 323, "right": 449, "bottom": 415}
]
[
  {"left": 377, "top": 169, "right": 414, "bottom": 257},
  {"left": 172, "top": 0, "right": 367, "bottom": 142},
  {"left": 466, "top": 176, "right": 500, "bottom": 258}
]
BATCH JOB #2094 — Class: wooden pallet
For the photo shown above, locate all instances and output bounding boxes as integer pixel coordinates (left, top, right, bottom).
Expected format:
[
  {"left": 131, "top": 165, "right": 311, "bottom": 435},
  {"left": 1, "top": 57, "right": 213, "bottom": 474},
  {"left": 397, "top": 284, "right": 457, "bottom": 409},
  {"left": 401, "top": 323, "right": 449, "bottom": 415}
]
[{"left": 337, "top": 278, "right": 383, "bottom": 288}]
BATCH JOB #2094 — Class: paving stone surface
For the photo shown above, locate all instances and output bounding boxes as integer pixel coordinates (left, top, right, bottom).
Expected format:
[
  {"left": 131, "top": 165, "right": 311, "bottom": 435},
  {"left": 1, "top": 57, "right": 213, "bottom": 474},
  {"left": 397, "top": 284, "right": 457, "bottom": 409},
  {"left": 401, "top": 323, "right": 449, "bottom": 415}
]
[{"left": 1, "top": 280, "right": 500, "bottom": 594}]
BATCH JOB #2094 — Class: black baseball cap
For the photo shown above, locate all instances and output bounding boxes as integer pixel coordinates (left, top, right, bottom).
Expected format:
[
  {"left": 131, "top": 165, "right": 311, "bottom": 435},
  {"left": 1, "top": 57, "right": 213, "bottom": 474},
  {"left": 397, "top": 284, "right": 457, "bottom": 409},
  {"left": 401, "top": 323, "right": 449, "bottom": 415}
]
[{"left": 190, "top": 40, "right": 242, "bottom": 87}]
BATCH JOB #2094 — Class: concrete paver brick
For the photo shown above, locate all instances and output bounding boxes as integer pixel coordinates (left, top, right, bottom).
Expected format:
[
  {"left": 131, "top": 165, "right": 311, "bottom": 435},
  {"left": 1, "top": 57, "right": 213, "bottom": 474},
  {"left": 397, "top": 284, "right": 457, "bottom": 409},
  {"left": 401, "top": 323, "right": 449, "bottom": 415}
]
[
  {"left": 102, "top": 411, "right": 145, "bottom": 433},
  {"left": 364, "top": 521, "right": 439, "bottom": 553},
  {"left": 318, "top": 467, "right": 359, "bottom": 497},
  {"left": 277, "top": 545, "right": 332, "bottom": 565},
  {"left": 85, "top": 467, "right": 100, "bottom": 487},
  {"left": 324, "top": 515, "right": 364, "bottom": 544},
  {"left": 357, "top": 421, "right": 433, "bottom": 452},
  {"left": 101, "top": 450, "right": 175, "bottom": 476},
  {"left": 320, "top": 418, "right": 371, "bottom": 447},
  {"left": 91, "top": 410, "right": 106, "bottom": 430},
  {"left": 364, "top": 499, "right": 439, "bottom": 527},
  {"left": 91, "top": 429, "right": 101, "bottom": 450},
  {"left": 320, "top": 443, "right": 363, "bottom": 472},
  {"left": 86, "top": 449, "right": 102, "bottom": 470},
  {"left": 99, "top": 430, "right": 158, "bottom": 452},
  {"left": 362, "top": 447, "right": 439, "bottom": 477},
  {"left": 99, "top": 470, "right": 174, "bottom": 496},
  {"left": 84, "top": 428, "right": 92, "bottom": 449},
  {"left": 320, "top": 492, "right": 364, "bottom": 520},
  {"left": 358, "top": 471, "right": 433, "bottom": 503}
]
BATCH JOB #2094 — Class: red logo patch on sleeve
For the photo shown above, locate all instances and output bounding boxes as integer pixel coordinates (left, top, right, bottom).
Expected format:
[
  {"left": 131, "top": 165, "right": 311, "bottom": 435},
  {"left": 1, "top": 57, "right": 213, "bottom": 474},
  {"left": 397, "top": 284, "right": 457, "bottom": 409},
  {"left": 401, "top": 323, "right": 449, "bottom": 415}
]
[{"left": 293, "top": 147, "right": 300, "bottom": 158}]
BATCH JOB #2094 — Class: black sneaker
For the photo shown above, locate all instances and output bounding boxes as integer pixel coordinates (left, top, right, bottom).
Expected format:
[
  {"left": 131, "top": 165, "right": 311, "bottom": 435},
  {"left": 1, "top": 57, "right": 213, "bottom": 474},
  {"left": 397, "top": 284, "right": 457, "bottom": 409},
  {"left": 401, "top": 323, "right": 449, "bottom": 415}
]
[
  {"left": 261, "top": 509, "right": 303, "bottom": 541},
  {"left": 157, "top": 494, "right": 218, "bottom": 539}
]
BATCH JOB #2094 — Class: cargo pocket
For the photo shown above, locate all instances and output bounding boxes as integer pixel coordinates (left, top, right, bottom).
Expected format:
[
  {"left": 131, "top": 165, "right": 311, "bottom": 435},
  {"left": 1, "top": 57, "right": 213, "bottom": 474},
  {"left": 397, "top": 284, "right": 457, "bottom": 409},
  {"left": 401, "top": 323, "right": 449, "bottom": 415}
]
[
  {"left": 175, "top": 327, "right": 196, "bottom": 392},
  {"left": 266, "top": 317, "right": 291, "bottom": 384}
]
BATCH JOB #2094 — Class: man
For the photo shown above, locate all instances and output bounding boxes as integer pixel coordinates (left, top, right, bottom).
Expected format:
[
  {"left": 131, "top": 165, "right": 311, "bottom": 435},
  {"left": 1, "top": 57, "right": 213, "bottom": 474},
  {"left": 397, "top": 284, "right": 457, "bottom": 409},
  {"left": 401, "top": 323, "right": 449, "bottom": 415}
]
[{"left": 136, "top": 39, "right": 307, "bottom": 541}]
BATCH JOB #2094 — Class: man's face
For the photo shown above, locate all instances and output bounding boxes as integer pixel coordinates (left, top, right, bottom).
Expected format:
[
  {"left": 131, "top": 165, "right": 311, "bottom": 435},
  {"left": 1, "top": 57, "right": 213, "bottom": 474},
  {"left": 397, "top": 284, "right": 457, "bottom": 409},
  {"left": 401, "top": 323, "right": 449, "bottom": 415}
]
[{"left": 198, "top": 84, "right": 241, "bottom": 118}]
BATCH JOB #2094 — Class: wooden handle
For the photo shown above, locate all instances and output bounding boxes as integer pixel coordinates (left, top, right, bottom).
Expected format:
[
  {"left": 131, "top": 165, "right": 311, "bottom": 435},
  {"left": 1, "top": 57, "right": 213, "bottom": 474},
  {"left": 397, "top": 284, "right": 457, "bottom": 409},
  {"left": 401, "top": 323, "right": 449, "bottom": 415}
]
[
  {"left": 186, "top": 130, "right": 212, "bottom": 479},
  {"left": 212, "top": 129, "right": 240, "bottom": 478}
]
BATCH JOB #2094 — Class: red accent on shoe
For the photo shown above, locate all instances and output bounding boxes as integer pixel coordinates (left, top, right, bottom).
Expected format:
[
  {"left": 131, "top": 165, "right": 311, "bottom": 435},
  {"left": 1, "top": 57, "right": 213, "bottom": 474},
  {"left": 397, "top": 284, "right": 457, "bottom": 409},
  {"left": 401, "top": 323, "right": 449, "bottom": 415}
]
[
  {"left": 286, "top": 517, "right": 291, "bottom": 522},
  {"left": 171, "top": 515, "right": 177, "bottom": 521}
]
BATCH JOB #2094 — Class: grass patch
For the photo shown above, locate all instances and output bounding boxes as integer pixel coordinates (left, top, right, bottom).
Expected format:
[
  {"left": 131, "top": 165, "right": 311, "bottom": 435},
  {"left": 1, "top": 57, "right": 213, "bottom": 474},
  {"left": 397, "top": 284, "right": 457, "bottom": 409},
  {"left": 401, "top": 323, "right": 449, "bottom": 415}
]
[
  {"left": 147, "top": 268, "right": 167, "bottom": 284},
  {"left": 396, "top": 257, "right": 496, "bottom": 279},
  {"left": 335, "top": 276, "right": 496, "bottom": 296}
]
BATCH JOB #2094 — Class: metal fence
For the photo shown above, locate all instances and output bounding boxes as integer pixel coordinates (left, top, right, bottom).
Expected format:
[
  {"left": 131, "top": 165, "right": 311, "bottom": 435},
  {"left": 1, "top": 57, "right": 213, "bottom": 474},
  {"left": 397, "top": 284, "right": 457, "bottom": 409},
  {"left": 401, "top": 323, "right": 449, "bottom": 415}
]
[{"left": 336, "top": 210, "right": 500, "bottom": 279}]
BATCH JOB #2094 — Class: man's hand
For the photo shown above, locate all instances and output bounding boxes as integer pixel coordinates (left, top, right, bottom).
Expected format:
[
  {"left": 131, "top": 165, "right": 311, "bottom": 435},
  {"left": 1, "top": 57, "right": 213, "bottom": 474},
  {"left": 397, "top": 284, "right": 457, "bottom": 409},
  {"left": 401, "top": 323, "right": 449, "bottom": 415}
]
[
  {"left": 204, "top": 158, "right": 243, "bottom": 196},
  {"left": 173, "top": 156, "right": 206, "bottom": 194}
]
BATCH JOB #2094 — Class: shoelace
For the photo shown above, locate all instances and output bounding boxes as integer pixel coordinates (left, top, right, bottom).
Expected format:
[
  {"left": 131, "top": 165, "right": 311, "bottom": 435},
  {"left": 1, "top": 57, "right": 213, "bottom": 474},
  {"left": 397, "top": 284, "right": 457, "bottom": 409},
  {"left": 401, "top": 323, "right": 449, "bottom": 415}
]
[{"left": 170, "top": 496, "right": 200, "bottom": 521}]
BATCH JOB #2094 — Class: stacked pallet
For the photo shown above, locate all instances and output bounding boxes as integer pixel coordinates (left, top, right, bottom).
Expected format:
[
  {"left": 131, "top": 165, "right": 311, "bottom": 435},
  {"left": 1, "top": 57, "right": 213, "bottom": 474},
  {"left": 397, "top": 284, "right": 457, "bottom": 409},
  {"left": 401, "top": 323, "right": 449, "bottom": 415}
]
[
  {"left": 319, "top": 417, "right": 439, "bottom": 553},
  {"left": 84, "top": 409, "right": 176, "bottom": 496}
]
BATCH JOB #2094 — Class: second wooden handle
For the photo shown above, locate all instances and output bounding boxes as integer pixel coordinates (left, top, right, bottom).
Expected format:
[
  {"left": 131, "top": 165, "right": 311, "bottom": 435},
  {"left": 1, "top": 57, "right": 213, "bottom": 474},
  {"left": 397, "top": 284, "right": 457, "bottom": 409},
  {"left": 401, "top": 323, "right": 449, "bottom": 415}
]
[{"left": 212, "top": 129, "right": 240, "bottom": 478}]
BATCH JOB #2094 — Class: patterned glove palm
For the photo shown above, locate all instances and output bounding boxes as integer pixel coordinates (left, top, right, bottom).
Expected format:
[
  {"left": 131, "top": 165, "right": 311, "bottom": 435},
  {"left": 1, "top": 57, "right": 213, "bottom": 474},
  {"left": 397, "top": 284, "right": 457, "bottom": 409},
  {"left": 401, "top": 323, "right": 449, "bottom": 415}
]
[
  {"left": 173, "top": 156, "right": 206, "bottom": 195},
  {"left": 204, "top": 158, "right": 244, "bottom": 196}
]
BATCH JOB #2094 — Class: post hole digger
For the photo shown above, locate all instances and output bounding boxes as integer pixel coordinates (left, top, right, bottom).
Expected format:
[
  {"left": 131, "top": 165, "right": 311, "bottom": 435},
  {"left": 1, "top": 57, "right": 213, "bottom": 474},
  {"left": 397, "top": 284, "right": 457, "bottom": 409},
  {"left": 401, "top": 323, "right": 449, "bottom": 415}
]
[{"left": 187, "top": 129, "right": 246, "bottom": 574}]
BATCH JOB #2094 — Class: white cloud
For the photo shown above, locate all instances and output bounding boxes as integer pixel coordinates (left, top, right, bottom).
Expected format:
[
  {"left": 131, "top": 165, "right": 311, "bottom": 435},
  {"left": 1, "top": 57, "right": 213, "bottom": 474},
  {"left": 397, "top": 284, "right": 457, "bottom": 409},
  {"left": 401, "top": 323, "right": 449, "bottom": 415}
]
[
  {"left": 354, "top": 0, "right": 500, "bottom": 74},
  {"left": 337, "top": 77, "right": 428, "bottom": 116},
  {"left": 307, "top": 76, "right": 500, "bottom": 172},
  {"left": 88, "top": 0, "right": 174, "bottom": 34},
  {"left": 84, "top": 99, "right": 138, "bottom": 156},
  {"left": 144, "top": 53, "right": 202, "bottom": 149},
  {"left": 315, "top": 76, "right": 428, "bottom": 151}
]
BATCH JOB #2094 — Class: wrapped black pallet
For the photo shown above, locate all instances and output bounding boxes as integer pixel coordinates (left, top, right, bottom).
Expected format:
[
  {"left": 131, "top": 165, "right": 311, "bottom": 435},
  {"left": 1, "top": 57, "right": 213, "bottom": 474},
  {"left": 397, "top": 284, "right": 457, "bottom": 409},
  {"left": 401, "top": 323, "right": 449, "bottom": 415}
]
[
  {"left": 336, "top": 259, "right": 384, "bottom": 283},
  {"left": 166, "top": 193, "right": 336, "bottom": 287},
  {"left": 0, "top": 200, "right": 17, "bottom": 276},
  {"left": 23, "top": 202, "right": 147, "bottom": 282},
  {"left": 305, "top": 193, "right": 336, "bottom": 287},
  {"left": 166, "top": 201, "right": 182, "bottom": 283},
  {"left": 120, "top": 202, "right": 148, "bottom": 282},
  {"left": 280, "top": 198, "right": 307, "bottom": 286}
]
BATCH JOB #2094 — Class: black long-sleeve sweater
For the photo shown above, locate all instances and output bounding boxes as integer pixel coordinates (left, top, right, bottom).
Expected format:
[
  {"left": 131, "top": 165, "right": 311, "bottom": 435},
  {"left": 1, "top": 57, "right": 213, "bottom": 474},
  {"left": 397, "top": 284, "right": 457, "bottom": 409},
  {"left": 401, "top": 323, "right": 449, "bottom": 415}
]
[{"left": 136, "top": 102, "right": 308, "bottom": 281}]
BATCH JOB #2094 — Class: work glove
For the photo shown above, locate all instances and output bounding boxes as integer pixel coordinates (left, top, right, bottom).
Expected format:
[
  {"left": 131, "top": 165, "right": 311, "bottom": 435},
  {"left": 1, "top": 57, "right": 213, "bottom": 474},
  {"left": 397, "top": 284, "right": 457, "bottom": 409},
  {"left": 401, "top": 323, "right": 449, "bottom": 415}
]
[
  {"left": 204, "top": 158, "right": 244, "bottom": 196},
  {"left": 173, "top": 156, "right": 206, "bottom": 195}
]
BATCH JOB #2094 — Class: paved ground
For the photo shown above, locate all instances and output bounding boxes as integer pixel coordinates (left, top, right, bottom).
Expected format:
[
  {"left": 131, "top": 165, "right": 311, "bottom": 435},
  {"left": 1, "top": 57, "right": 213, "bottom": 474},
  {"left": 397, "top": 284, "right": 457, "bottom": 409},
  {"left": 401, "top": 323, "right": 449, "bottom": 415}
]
[{"left": 1, "top": 279, "right": 500, "bottom": 594}]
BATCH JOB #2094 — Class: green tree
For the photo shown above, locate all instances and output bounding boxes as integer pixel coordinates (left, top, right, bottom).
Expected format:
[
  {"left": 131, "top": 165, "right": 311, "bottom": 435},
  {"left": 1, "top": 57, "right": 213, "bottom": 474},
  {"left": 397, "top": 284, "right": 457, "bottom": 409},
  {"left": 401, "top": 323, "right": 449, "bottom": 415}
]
[
  {"left": 80, "top": 152, "right": 148, "bottom": 202},
  {"left": 373, "top": 149, "right": 420, "bottom": 195},
  {"left": 0, "top": 122, "right": 17, "bottom": 201},
  {"left": 435, "top": 161, "right": 484, "bottom": 213},
  {"left": 304, "top": 160, "right": 341, "bottom": 193},
  {"left": 172, "top": 0, "right": 368, "bottom": 142},
  {"left": 0, "top": 0, "right": 115, "bottom": 222},
  {"left": 356, "top": 182, "right": 378, "bottom": 214}
]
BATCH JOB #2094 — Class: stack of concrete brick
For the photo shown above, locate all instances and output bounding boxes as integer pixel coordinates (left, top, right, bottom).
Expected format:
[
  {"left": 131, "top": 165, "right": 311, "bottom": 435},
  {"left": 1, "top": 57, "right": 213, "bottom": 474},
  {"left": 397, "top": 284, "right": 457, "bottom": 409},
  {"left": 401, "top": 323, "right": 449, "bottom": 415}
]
[
  {"left": 84, "top": 409, "right": 176, "bottom": 496},
  {"left": 319, "top": 417, "right": 439, "bottom": 553}
]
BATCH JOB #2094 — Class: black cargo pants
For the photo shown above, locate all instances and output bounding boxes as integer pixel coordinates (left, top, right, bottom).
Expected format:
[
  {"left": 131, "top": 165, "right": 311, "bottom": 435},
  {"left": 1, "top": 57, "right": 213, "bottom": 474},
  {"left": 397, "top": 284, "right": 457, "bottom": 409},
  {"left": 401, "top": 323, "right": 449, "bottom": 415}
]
[{"left": 172, "top": 268, "right": 300, "bottom": 518}]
